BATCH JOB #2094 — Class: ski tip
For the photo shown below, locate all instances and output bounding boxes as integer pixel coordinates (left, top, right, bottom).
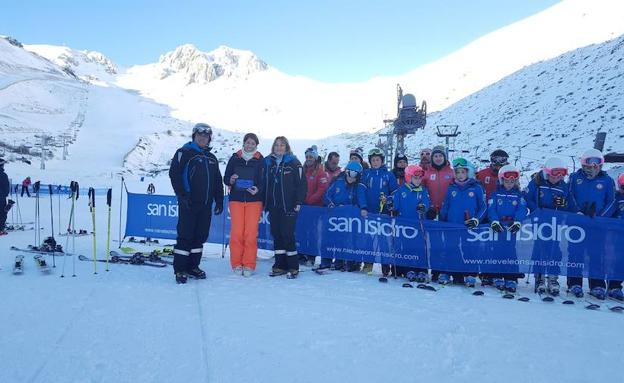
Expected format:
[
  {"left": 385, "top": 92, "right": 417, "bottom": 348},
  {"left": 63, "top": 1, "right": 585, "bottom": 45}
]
[
  {"left": 585, "top": 303, "right": 600, "bottom": 310},
  {"left": 562, "top": 300, "right": 575, "bottom": 305},
  {"left": 402, "top": 283, "right": 414, "bottom": 288},
  {"left": 472, "top": 290, "right": 484, "bottom": 296},
  {"left": 416, "top": 284, "right": 437, "bottom": 292},
  {"left": 542, "top": 296, "right": 555, "bottom": 302},
  {"left": 502, "top": 294, "right": 515, "bottom": 299},
  {"left": 378, "top": 277, "right": 388, "bottom": 283},
  {"left": 518, "top": 296, "right": 530, "bottom": 302}
]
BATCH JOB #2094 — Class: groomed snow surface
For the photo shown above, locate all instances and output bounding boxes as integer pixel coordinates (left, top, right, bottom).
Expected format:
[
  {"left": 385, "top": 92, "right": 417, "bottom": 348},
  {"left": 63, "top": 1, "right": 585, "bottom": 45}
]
[{"left": 1, "top": 186, "right": 623, "bottom": 383}]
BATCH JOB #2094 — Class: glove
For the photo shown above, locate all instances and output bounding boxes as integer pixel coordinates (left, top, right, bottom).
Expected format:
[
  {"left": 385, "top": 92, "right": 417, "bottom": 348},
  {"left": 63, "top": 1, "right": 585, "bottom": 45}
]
[
  {"left": 465, "top": 218, "right": 479, "bottom": 229},
  {"left": 214, "top": 203, "right": 224, "bottom": 215},
  {"left": 508, "top": 221, "right": 522, "bottom": 234},
  {"left": 417, "top": 204, "right": 426, "bottom": 214},
  {"left": 490, "top": 220, "right": 504, "bottom": 233},
  {"left": 553, "top": 196, "right": 566, "bottom": 208},
  {"left": 178, "top": 195, "right": 192, "bottom": 210},
  {"left": 426, "top": 207, "right": 438, "bottom": 220}
]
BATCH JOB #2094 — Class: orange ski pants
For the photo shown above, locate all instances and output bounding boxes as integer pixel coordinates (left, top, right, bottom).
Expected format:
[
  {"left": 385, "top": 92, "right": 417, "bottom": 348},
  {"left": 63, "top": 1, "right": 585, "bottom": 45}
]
[{"left": 228, "top": 201, "right": 263, "bottom": 270}]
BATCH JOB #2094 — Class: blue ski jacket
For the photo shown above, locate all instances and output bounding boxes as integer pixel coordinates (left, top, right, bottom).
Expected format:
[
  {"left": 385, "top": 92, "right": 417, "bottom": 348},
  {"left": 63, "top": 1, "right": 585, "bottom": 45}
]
[
  {"left": 568, "top": 169, "right": 615, "bottom": 217},
  {"left": 361, "top": 166, "right": 399, "bottom": 213},
  {"left": 391, "top": 183, "right": 431, "bottom": 219},
  {"left": 323, "top": 173, "right": 367, "bottom": 208},
  {"left": 488, "top": 184, "right": 529, "bottom": 223},
  {"left": 440, "top": 179, "right": 487, "bottom": 224},
  {"left": 524, "top": 171, "right": 575, "bottom": 212}
]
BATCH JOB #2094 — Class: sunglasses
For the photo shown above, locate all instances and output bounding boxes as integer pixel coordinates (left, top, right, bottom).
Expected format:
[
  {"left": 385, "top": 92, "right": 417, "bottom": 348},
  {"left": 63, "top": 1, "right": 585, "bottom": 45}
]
[
  {"left": 420, "top": 151, "right": 432, "bottom": 156},
  {"left": 582, "top": 157, "right": 603, "bottom": 166},
  {"left": 491, "top": 156, "right": 508, "bottom": 165},
  {"left": 545, "top": 168, "right": 567, "bottom": 177},
  {"left": 501, "top": 171, "right": 520, "bottom": 180}
]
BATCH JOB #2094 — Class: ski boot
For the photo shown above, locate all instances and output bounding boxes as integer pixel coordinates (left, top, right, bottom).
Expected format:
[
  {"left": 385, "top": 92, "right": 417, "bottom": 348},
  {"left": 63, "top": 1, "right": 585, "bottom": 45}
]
[
  {"left": 188, "top": 267, "right": 207, "bottom": 279},
  {"left": 242, "top": 267, "right": 254, "bottom": 278},
  {"left": 608, "top": 288, "right": 624, "bottom": 301},
  {"left": 505, "top": 280, "right": 517, "bottom": 293},
  {"left": 494, "top": 278, "right": 506, "bottom": 291},
  {"left": 286, "top": 270, "right": 299, "bottom": 279},
  {"left": 535, "top": 276, "right": 546, "bottom": 294},
  {"left": 437, "top": 273, "right": 451, "bottom": 285},
  {"left": 589, "top": 286, "right": 606, "bottom": 300},
  {"left": 480, "top": 276, "right": 493, "bottom": 287},
  {"left": 464, "top": 276, "right": 476, "bottom": 288},
  {"left": 232, "top": 266, "right": 243, "bottom": 276},
  {"left": 567, "top": 285, "right": 584, "bottom": 298},
  {"left": 175, "top": 272, "right": 188, "bottom": 284},
  {"left": 406, "top": 271, "right": 417, "bottom": 282},
  {"left": 361, "top": 263, "right": 373, "bottom": 275},
  {"left": 269, "top": 268, "right": 288, "bottom": 277},
  {"left": 415, "top": 272, "right": 428, "bottom": 283},
  {"left": 546, "top": 276, "right": 560, "bottom": 296}
]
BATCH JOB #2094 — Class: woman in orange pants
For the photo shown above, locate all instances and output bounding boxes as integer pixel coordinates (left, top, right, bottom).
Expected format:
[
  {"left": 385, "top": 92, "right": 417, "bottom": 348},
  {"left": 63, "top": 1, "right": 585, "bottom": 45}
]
[{"left": 223, "top": 133, "right": 265, "bottom": 276}]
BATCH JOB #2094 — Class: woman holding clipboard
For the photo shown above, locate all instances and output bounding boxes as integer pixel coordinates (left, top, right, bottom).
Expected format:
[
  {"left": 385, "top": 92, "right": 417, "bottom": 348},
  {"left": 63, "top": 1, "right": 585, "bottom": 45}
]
[{"left": 224, "top": 133, "right": 265, "bottom": 277}]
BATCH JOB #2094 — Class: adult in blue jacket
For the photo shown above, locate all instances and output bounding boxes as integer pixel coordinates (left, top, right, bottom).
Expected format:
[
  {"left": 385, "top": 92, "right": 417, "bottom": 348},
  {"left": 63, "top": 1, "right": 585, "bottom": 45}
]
[
  {"left": 524, "top": 157, "right": 571, "bottom": 296},
  {"left": 567, "top": 149, "right": 616, "bottom": 300},
  {"left": 605, "top": 174, "right": 624, "bottom": 301},
  {"left": 438, "top": 158, "right": 486, "bottom": 285},
  {"left": 320, "top": 161, "right": 367, "bottom": 271},
  {"left": 487, "top": 165, "right": 529, "bottom": 293}
]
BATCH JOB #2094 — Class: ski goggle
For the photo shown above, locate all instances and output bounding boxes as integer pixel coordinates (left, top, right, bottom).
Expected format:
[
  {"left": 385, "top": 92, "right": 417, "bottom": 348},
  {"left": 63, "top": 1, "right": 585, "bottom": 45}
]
[
  {"left": 452, "top": 158, "right": 468, "bottom": 168},
  {"left": 368, "top": 148, "right": 383, "bottom": 157},
  {"left": 192, "top": 123, "right": 212, "bottom": 136},
  {"left": 346, "top": 170, "right": 360, "bottom": 178},
  {"left": 581, "top": 157, "right": 603, "bottom": 166},
  {"left": 500, "top": 170, "right": 520, "bottom": 180},
  {"left": 544, "top": 167, "right": 568, "bottom": 177},
  {"left": 420, "top": 150, "right": 432, "bottom": 156},
  {"left": 491, "top": 156, "right": 508, "bottom": 165}
]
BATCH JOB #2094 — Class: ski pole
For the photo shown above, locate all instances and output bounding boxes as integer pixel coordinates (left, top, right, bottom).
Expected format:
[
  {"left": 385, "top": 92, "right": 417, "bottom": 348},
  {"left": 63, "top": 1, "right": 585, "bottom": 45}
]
[
  {"left": 118, "top": 177, "right": 124, "bottom": 247},
  {"left": 58, "top": 185, "right": 62, "bottom": 235},
  {"left": 418, "top": 210, "right": 432, "bottom": 279},
  {"left": 33, "top": 181, "right": 41, "bottom": 247},
  {"left": 49, "top": 184, "right": 56, "bottom": 268},
  {"left": 106, "top": 188, "right": 112, "bottom": 272},
  {"left": 62, "top": 182, "right": 77, "bottom": 278},
  {"left": 88, "top": 187, "right": 97, "bottom": 274}
]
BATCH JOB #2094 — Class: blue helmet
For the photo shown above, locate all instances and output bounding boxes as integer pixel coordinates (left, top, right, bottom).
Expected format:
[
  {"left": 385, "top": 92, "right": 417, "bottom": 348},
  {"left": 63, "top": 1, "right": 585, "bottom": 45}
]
[
  {"left": 452, "top": 157, "right": 476, "bottom": 179},
  {"left": 345, "top": 160, "right": 363, "bottom": 177}
]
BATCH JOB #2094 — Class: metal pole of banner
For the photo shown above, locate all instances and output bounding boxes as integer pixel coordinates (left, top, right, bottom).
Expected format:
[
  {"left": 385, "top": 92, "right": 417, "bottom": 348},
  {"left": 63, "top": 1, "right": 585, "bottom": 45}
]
[
  {"left": 221, "top": 189, "right": 228, "bottom": 259},
  {"left": 118, "top": 176, "right": 124, "bottom": 248}
]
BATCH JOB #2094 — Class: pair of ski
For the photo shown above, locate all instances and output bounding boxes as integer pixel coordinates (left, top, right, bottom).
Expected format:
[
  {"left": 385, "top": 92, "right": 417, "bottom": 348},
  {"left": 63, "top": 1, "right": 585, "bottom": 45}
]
[
  {"left": 12, "top": 254, "right": 52, "bottom": 274},
  {"left": 10, "top": 245, "right": 73, "bottom": 257},
  {"left": 76, "top": 251, "right": 170, "bottom": 268}
]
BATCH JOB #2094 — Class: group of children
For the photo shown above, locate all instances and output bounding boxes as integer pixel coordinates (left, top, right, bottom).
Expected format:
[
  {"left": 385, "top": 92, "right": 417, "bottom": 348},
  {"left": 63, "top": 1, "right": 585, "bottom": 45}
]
[{"left": 311, "top": 145, "right": 624, "bottom": 302}]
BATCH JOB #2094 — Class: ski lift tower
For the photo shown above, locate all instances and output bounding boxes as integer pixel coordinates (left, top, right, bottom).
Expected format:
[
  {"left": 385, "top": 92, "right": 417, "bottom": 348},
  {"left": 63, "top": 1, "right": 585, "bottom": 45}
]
[
  {"left": 379, "top": 84, "right": 427, "bottom": 165},
  {"left": 435, "top": 125, "right": 460, "bottom": 159}
]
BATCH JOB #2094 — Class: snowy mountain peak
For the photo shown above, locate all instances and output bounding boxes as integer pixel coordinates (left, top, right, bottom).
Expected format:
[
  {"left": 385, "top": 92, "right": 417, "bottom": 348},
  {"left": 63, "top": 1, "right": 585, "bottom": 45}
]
[
  {"left": 24, "top": 44, "right": 118, "bottom": 84},
  {"left": 157, "top": 43, "right": 268, "bottom": 84}
]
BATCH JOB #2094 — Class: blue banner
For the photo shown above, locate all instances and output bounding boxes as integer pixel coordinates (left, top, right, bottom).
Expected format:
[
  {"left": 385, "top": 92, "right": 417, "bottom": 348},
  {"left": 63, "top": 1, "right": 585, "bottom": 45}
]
[{"left": 124, "top": 193, "right": 624, "bottom": 279}]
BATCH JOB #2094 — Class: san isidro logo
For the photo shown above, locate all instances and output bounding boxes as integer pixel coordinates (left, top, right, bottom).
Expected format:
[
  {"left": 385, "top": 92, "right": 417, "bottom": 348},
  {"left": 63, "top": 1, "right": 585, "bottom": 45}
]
[
  {"left": 328, "top": 216, "right": 419, "bottom": 239},
  {"left": 147, "top": 200, "right": 179, "bottom": 217},
  {"left": 467, "top": 217, "right": 585, "bottom": 243}
]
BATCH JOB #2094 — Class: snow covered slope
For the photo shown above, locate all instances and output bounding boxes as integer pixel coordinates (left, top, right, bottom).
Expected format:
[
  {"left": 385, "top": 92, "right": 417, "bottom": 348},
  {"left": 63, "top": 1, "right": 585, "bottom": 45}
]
[{"left": 116, "top": 0, "right": 624, "bottom": 139}]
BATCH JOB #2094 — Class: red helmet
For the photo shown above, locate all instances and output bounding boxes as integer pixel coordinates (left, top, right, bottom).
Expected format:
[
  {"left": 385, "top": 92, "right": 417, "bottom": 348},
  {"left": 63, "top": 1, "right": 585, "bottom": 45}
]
[
  {"left": 618, "top": 173, "right": 624, "bottom": 188},
  {"left": 405, "top": 165, "right": 425, "bottom": 184}
]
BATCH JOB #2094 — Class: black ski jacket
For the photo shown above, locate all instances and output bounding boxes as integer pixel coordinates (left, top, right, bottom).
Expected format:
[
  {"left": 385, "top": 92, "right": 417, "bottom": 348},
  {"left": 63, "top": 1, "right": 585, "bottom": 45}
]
[
  {"left": 169, "top": 142, "right": 224, "bottom": 207},
  {"left": 263, "top": 154, "right": 307, "bottom": 213}
]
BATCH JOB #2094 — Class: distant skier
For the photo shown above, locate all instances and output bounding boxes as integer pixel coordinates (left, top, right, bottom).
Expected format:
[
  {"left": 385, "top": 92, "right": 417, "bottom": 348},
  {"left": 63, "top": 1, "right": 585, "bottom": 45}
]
[
  {"left": 567, "top": 149, "right": 615, "bottom": 300},
  {"left": 169, "top": 123, "right": 224, "bottom": 284},
  {"left": 146, "top": 183, "right": 155, "bottom": 195},
  {"left": 419, "top": 147, "right": 432, "bottom": 172},
  {"left": 349, "top": 147, "right": 369, "bottom": 169},
  {"left": 477, "top": 149, "right": 510, "bottom": 200},
  {"left": 0, "top": 158, "right": 9, "bottom": 235},
  {"left": 21, "top": 176, "right": 31, "bottom": 197}
]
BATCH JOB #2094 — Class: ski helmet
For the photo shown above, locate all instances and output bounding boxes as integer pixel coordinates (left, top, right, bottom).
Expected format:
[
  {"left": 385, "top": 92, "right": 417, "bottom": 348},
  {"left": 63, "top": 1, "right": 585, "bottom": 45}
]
[
  {"left": 580, "top": 148, "right": 604, "bottom": 166},
  {"left": 498, "top": 164, "right": 520, "bottom": 182},
  {"left": 368, "top": 148, "right": 385, "bottom": 163},
  {"left": 192, "top": 122, "right": 212, "bottom": 139},
  {"left": 394, "top": 153, "right": 408, "bottom": 168},
  {"left": 490, "top": 149, "right": 509, "bottom": 166},
  {"left": 404, "top": 165, "right": 425, "bottom": 184},
  {"left": 345, "top": 160, "right": 363, "bottom": 178},
  {"left": 349, "top": 147, "right": 364, "bottom": 162},
  {"left": 542, "top": 157, "right": 568, "bottom": 178},
  {"left": 618, "top": 173, "right": 624, "bottom": 188},
  {"left": 452, "top": 157, "right": 475, "bottom": 178}
]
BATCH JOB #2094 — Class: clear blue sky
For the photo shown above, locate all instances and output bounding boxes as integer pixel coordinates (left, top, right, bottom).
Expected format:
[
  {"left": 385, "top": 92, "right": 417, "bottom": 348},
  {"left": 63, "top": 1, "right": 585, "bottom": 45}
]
[{"left": 1, "top": 0, "right": 561, "bottom": 82}]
